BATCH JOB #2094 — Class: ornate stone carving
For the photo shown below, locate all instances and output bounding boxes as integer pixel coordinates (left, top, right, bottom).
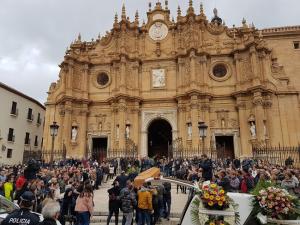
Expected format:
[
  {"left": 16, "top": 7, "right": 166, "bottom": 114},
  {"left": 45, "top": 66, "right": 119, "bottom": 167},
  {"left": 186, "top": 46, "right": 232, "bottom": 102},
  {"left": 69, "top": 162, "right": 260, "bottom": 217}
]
[
  {"left": 240, "top": 58, "right": 253, "bottom": 82},
  {"left": 152, "top": 69, "right": 166, "bottom": 88},
  {"left": 95, "top": 114, "right": 106, "bottom": 130}
]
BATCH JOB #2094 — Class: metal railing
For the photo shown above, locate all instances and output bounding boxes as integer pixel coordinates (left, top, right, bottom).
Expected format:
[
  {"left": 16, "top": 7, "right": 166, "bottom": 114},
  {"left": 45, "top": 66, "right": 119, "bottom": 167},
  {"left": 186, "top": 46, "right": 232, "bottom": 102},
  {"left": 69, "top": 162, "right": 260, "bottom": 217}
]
[
  {"left": 170, "top": 146, "right": 218, "bottom": 160},
  {"left": 253, "top": 145, "right": 300, "bottom": 168},
  {"left": 23, "top": 149, "right": 66, "bottom": 164}
]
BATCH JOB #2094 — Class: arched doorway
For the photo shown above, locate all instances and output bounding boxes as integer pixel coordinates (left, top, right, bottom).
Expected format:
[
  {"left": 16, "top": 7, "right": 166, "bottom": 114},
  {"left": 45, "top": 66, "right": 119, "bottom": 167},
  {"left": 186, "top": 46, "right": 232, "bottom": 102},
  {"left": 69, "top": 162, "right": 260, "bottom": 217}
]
[{"left": 148, "top": 119, "right": 172, "bottom": 158}]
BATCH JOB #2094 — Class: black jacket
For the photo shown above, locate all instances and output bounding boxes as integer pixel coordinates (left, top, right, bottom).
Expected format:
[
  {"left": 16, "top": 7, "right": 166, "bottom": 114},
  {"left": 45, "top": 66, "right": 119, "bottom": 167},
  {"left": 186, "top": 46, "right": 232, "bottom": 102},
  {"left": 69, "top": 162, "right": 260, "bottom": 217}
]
[
  {"left": 39, "top": 218, "right": 57, "bottom": 225},
  {"left": 108, "top": 186, "right": 121, "bottom": 211},
  {"left": 200, "top": 159, "right": 213, "bottom": 181},
  {"left": 1, "top": 208, "right": 40, "bottom": 225},
  {"left": 115, "top": 175, "right": 128, "bottom": 190}
]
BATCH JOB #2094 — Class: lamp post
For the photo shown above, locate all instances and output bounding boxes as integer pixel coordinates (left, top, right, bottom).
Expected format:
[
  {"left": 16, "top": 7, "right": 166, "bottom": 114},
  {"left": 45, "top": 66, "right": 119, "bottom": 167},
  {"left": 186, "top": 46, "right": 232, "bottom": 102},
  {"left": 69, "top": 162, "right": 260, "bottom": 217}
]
[
  {"left": 198, "top": 122, "right": 208, "bottom": 154},
  {"left": 49, "top": 121, "right": 59, "bottom": 164}
]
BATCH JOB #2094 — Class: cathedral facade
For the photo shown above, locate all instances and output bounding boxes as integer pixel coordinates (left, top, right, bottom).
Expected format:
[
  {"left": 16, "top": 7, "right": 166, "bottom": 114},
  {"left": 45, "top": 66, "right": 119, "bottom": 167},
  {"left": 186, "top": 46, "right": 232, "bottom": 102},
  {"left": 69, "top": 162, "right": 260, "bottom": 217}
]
[{"left": 43, "top": 1, "right": 300, "bottom": 160}]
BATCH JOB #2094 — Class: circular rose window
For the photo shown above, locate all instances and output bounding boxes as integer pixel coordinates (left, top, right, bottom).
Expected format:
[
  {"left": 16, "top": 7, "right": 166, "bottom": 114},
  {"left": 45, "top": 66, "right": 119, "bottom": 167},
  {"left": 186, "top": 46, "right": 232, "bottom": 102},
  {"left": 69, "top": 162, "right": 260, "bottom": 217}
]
[
  {"left": 212, "top": 64, "right": 227, "bottom": 78},
  {"left": 97, "top": 73, "right": 109, "bottom": 86}
]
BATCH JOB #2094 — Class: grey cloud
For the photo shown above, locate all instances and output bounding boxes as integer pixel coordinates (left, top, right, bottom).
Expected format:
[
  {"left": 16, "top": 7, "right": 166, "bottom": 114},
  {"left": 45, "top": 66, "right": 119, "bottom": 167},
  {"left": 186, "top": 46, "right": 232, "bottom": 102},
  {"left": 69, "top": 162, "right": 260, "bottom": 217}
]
[{"left": 0, "top": 0, "right": 299, "bottom": 103}]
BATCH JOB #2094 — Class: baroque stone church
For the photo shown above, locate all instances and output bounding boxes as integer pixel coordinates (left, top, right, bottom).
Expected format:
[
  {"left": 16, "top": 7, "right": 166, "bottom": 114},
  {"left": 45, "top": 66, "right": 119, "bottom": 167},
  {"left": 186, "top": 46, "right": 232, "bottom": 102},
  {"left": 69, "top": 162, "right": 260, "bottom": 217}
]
[{"left": 43, "top": 1, "right": 300, "bottom": 160}]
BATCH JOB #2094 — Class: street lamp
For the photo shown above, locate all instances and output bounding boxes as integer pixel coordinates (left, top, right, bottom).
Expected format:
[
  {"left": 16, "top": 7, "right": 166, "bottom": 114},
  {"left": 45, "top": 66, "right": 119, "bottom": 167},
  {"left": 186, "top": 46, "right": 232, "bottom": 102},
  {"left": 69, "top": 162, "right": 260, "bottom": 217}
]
[
  {"left": 49, "top": 121, "right": 59, "bottom": 164},
  {"left": 198, "top": 122, "right": 208, "bottom": 153}
]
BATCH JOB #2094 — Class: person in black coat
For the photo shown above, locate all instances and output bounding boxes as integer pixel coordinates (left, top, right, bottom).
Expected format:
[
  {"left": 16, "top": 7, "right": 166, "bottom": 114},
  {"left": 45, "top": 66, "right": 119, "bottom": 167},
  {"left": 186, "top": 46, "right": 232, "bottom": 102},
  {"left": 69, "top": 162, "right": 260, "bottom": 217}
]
[
  {"left": 200, "top": 154, "right": 213, "bottom": 181},
  {"left": 162, "top": 182, "right": 172, "bottom": 220},
  {"left": 106, "top": 181, "right": 121, "bottom": 225},
  {"left": 115, "top": 171, "right": 128, "bottom": 190},
  {"left": 60, "top": 188, "right": 76, "bottom": 225}
]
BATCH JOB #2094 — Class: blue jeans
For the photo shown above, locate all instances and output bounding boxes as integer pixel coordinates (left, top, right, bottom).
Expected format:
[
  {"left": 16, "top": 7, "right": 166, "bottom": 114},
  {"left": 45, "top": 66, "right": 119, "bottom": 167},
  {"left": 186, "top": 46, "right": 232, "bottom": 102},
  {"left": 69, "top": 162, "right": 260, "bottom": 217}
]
[
  {"left": 77, "top": 211, "right": 90, "bottom": 225},
  {"left": 137, "top": 209, "right": 151, "bottom": 225}
]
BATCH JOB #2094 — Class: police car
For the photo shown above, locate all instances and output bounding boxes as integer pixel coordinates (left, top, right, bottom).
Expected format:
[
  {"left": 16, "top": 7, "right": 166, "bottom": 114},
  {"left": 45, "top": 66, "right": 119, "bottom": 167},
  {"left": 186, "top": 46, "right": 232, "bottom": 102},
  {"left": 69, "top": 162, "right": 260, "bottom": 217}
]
[
  {"left": 0, "top": 196, "right": 43, "bottom": 223},
  {"left": 0, "top": 196, "right": 19, "bottom": 223}
]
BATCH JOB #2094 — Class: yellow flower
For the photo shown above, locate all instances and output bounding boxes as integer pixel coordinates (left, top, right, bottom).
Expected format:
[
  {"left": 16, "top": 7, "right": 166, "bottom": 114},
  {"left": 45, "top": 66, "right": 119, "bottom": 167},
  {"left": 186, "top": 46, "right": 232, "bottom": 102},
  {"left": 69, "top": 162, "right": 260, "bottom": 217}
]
[
  {"left": 209, "top": 195, "right": 214, "bottom": 200},
  {"left": 221, "top": 196, "right": 225, "bottom": 201},
  {"left": 208, "top": 201, "right": 214, "bottom": 206},
  {"left": 209, "top": 222, "right": 215, "bottom": 225},
  {"left": 212, "top": 191, "right": 217, "bottom": 195},
  {"left": 219, "top": 190, "right": 225, "bottom": 195},
  {"left": 218, "top": 201, "right": 223, "bottom": 206},
  {"left": 210, "top": 184, "right": 217, "bottom": 189},
  {"left": 216, "top": 196, "right": 221, "bottom": 201},
  {"left": 220, "top": 223, "right": 224, "bottom": 225},
  {"left": 204, "top": 193, "right": 210, "bottom": 199}
]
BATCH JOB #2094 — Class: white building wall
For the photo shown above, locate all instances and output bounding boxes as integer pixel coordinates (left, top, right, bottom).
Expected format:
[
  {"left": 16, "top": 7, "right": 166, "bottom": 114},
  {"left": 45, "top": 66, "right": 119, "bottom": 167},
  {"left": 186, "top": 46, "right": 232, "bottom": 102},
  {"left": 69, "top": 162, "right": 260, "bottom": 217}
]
[{"left": 0, "top": 85, "right": 45, "bottom": 165}]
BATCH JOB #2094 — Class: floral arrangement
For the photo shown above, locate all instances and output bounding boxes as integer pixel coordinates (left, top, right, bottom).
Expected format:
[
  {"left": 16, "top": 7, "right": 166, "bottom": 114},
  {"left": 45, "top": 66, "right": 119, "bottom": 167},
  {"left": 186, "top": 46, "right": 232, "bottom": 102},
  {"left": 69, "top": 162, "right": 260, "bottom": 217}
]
[
  {"left": 191, "top": 182, "right": 239, "bottom": 225},
  {"left": 204, "top": 217, "right": 230, "bottom": 225},
  {"left": 252, "top": 182, "right": 300, "bottom": 222},
  {"left": 201, "top": 183, "right": 229, "bottom": 210}
]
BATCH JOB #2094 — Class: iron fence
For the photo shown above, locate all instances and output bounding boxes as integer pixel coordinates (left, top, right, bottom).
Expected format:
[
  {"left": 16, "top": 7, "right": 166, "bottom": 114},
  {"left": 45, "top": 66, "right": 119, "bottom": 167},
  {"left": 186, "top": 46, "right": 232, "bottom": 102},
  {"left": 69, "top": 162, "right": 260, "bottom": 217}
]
[
  {"left": 23, "top": 150, "right": 42, "bottom": 164},
  {"left": 253, "top": 145, "right": 300, "bottom": 168},
  {"left": 106, "top": 148, "right": 138, "bottom": 159},
  {"left": 23, "top": 149, "right": 66, "bottom": 164},
  {"left": 169, "top": 146, "right": 219, "bottom": 160}
]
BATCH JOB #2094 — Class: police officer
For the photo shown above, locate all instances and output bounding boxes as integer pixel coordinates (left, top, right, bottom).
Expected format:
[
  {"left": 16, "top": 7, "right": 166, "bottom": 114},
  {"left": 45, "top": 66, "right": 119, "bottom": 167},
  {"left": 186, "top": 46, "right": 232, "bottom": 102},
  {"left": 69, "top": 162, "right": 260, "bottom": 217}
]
[{"left": 1, "top": 191, "right": 41, "bottom": 225}]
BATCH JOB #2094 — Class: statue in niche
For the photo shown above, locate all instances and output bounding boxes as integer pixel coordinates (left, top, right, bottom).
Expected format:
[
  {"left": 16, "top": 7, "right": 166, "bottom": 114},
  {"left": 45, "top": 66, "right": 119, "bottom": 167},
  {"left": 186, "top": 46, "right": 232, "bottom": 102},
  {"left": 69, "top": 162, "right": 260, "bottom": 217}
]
[
  {"left": 71, "top": 127, "right": 78, "bottom": 142},
  {"left": 221, "top": 119, "right": 225, "bottom": 128},
  {"left": 125, "top": 125, "right": 130, "bottom": 139},
  {"left": 250, "top": 122, "right": 256, "bottom": 138},
  {"left": 187, "top": 123, "right": 192, "bottom": 140}
]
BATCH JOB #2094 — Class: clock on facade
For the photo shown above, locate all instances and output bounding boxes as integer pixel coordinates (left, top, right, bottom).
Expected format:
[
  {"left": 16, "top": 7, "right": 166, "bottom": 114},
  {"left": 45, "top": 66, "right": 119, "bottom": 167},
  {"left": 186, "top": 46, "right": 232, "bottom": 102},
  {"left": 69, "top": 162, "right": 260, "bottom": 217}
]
[
  {"left": 149, "top": 22, "right": 168, "bottom": 41},
  {"left": 152, "top": 69, "right": 166, "bottom": 88}
]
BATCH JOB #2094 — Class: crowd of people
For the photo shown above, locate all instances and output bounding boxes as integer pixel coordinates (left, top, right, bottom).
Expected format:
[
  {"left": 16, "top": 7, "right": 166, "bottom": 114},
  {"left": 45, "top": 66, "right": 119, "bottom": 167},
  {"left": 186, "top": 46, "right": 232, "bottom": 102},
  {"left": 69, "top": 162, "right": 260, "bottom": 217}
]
[{"left": 0, "top": 155, "right": 299, "bottom": 225}]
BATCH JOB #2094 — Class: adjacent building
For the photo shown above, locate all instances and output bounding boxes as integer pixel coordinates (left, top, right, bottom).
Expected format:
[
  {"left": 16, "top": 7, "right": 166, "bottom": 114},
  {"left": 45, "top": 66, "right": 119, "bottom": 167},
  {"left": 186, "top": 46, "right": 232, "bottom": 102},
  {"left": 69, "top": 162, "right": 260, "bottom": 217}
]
[
  {"left": 0, "top": 82, "right": 45, "bottom": 165},
  {"left": 43, "top": 1, "right": 300, "bottom": 161}
]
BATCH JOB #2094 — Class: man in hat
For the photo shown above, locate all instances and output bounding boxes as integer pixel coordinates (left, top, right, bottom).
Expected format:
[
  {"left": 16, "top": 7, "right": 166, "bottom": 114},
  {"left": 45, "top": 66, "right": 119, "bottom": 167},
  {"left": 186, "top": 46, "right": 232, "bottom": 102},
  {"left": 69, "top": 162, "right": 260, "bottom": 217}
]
[{"left": 1, "top": 191, "right": 41, "bottom": 225}]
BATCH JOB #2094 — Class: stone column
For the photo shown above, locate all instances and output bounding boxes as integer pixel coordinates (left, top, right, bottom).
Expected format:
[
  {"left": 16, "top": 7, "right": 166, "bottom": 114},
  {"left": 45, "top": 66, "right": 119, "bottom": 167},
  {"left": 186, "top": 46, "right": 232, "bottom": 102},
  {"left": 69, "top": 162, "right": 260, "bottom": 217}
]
[
  {"left": 80, "top": 108, "right": 88, "bottom": 158},
  {"left": 250, "top": 46, "right": 260, "bottom": 85},
  {"left": 65, "top": 60, "right": 74, "bottom": 96},
  {"left": 62, "top": 102, "right": 72, "bottom": 157},
  {"left": 177, "top": 98, "right": 186, "bottom": 143},
  {"left": 199, "top": 55, "right": 208, "bottom": 86},
  {"left": 190, "top": 95, "right": 199, "bottom": 148},
  {"left": 234, "top": 53, "right": 242, "bottom": 86},
  {"left": 263, "top": 95, "right": 273, "bottom": 145},
  {"left": 177, "top": 58, "right": 185, "bottom": 93},
  {"left": 120, "top": 56, "right": 126, "bottom": 93},
  {"left": 118, "top": 98, "right": 127, "bottom": 149},
  {"left": 132, "top": 102, "right": 140, "bottom": 145},
  {"left": 82, "top": 64, "right": 89, "bottom": 99},
  {"left": 236, "top": 97, "right": 251, "bottom": 157},
  {"left": 253, "top": 92, "right": 265, "bottom": 142},
  {"left": 110, "top": 103, "right": 117, "bottom": 149},
  {"left": 132, "top": 62, "right": 139, "bottom": 92},
  {"left": 190, "top": 50, "right": 196, "bottom": 88},
  {"left": 201, "top": 98, "right": 211, "bottom": 148}
]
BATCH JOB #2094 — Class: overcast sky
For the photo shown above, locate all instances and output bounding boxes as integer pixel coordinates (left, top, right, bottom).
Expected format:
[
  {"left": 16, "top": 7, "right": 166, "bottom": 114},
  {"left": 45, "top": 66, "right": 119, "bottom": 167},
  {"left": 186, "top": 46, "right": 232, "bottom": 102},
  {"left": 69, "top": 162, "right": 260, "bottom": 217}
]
[{"left": 0, "top": 0, "right": 299, "bottom": 103}]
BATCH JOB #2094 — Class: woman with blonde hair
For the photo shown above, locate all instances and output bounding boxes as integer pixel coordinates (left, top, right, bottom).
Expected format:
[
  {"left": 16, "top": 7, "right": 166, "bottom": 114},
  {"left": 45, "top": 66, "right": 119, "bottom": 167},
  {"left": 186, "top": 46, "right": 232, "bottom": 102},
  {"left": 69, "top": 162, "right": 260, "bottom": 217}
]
[{"left": 75, "top": 185, "right": 94, "bottom": 225}]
